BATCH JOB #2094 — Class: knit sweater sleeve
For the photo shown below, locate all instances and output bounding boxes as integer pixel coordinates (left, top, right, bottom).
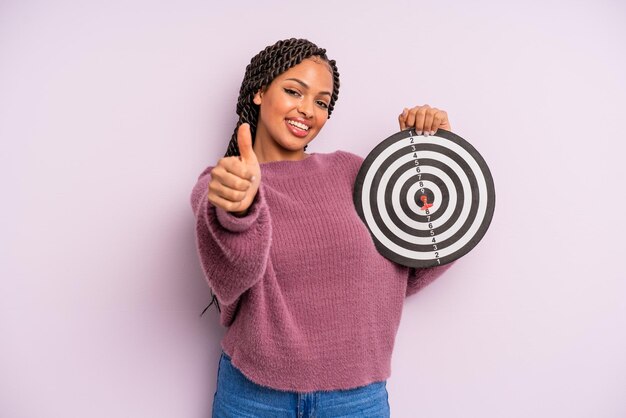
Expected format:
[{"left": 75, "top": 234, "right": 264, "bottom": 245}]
[
  {"left": 190, "top": 166, "right": 272, "bottom": 309},
  {"left": 337, "top": 150, "right": 455, "bottom": 298},
  {"left": 406, "top": 262, "right": 455, "bottom": 297}
]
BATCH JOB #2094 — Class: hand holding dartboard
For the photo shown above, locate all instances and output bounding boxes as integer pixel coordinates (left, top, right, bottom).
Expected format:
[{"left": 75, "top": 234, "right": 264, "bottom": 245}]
[{"left": 354, "top": 106, "right": 495, "bottom": 268}]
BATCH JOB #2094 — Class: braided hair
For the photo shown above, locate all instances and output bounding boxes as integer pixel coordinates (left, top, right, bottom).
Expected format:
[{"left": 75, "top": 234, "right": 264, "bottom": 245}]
[{"left": 202, "top": 38, "right": 341, "bottom": 316}]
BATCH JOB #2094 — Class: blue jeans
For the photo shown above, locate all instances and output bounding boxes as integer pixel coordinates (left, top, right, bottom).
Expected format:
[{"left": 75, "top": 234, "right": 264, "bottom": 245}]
[{"left": 212, "top": 351, "right": 390, "bottom": 417}]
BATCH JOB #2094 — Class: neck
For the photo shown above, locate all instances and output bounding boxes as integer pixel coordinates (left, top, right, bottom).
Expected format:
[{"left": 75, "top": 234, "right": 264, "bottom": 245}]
[{"left": 253, "top": 142, "right": 308, "bottom": 163}]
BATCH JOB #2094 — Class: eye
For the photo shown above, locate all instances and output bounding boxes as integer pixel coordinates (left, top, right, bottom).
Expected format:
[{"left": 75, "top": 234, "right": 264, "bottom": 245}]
[
  {"left": 283, "top": 88, "right": 301, "bottom": 97},
  {"left": 316, "top": 100, "right": 329, "bottom": 110}
]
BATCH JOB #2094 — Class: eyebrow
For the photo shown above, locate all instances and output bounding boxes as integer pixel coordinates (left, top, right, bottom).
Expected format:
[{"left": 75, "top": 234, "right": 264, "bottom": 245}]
[{"left": 285, "top": 78, "right": 332, "bottom": 96}]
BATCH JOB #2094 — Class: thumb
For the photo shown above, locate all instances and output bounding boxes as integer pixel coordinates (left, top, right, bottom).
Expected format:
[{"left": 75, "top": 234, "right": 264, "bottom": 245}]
[{"left": 237, "top": 123, "right": 257, "bottom": 164}]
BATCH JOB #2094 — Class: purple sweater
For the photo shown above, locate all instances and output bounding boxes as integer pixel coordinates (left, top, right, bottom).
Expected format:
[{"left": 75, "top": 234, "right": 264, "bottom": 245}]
[{"left": 190, "top": 150, "right": 454, "bottom": 392}]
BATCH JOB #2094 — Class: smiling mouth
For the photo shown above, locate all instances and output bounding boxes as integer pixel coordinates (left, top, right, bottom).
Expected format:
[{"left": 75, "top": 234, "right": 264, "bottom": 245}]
[{"left": 286, "top": 120, "right": 310, "bottom": 131}]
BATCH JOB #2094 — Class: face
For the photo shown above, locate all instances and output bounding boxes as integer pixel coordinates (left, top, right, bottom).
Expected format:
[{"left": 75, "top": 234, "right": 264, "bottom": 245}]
[{"left": 253, "top": 57, "right": 334, "bottom": 161}]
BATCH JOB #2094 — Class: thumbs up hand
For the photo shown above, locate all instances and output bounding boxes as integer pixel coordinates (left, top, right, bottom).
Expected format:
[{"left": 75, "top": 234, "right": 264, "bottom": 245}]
[{"left": 208, "top": 123, "right": 261, "bottom": 217}]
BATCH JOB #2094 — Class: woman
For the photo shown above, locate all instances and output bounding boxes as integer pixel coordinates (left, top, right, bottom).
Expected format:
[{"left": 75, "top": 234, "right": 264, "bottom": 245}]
[{"left": 191, "top": 38, "right": 454, "bottom": 417}]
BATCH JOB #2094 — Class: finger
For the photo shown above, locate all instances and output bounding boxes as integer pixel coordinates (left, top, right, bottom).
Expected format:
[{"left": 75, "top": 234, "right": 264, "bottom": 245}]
[
  {"left": 211, "top": 166, "right": 251, "bottom": 191},
  {"left": 207, "top": 192, "right": 247, "bottom": 213},
  {"left": 209, "top": 180, "right": 247, "bottom": 202},
  {"left": 237, "top": 123, "right": 258, "bottom": 165},
  {"left": 398, "top": 108, "right": 408, "bottom": 130},
  {"left": 431, "top": 109, "right": 446, "bottom": 134},
  {"left": 438, "top": 110, "right": 451, "bottom": 131},
  {"left": 405, "top": 107, "right": 417, "bottom": 131},
  {"left": 220, "top": 157, "right": 254, "bottom": 181},
  {"left": 414, "top": 105, "right": 429, "bottom": 135},
  {"left": 423, "top": 108, "right": 436, "bottom": 135}
]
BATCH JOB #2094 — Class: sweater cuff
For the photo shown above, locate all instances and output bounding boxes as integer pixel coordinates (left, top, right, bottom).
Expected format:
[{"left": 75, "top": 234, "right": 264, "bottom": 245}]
[
  {"left": 406, "top": 261, "right": 456, "bottom": 297},
  {"left": 214, "top": 185, "right": 266, "bottom": 232}
]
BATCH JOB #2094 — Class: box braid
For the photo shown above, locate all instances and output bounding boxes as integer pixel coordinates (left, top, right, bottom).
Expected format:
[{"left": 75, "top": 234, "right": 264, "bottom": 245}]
[
  {"left": 224, "top": 38, "right": 340, "bottom": 158},
  {"left": 202, "top": 39, "right": 340, "bottom": 316}
]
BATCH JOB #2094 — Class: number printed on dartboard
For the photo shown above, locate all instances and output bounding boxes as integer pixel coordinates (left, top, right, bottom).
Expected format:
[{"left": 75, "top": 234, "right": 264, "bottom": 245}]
[{"left": 409, "top": 131, "right": 440, "bottom": 265}]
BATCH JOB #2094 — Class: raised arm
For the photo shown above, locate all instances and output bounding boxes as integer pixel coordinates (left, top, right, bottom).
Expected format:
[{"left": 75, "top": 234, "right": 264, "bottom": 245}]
[
  {"left": 190, "top": 123, "right": 270, "bottom": 308},
  {"left": 398, "top": 104, "right": 455, "bottom": 296}
]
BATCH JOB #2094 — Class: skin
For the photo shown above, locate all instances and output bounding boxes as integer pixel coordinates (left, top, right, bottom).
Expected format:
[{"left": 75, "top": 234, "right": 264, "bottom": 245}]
[{"left": 207, "top": 58, "right": 452, "bottom": 217}]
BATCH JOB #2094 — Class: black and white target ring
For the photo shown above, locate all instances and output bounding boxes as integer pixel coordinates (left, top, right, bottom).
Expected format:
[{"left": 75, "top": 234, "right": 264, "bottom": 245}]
[{"left": 353, "top": 129, "right": 495, "bottom": 268}]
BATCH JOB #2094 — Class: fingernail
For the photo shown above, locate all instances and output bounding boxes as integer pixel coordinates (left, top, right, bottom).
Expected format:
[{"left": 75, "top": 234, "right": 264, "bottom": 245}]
[
  {"left": 430, "top": 130, "right": 436, "bottom": 136},
  {"left": 416, "top": 130, "right": 423, "bottom": 135},
  {"left": 423, "top": 131, "right": 429, "bottom": 137},
  {"left": 402, "top": 108, "right": 408, "bottom": 116}
]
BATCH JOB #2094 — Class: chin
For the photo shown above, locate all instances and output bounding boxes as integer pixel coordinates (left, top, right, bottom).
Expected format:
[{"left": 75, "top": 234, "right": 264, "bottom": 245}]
[{"left": 281, "top": 138, "right": 314, "bottom": 151}]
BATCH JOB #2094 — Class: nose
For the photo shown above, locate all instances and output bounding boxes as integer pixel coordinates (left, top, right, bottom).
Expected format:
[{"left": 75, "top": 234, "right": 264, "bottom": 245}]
[{"left": 297, "top": 100, "right": 313, "bottom": 118}]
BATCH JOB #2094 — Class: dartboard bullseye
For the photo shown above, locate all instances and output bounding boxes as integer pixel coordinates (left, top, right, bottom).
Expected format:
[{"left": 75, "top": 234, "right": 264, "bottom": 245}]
[{"left": 353, "top": 128, "right": 495, "bottom": 268}]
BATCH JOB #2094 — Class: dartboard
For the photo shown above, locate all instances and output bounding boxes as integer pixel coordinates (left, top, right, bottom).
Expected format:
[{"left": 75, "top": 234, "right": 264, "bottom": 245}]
[{"left": 353, "top": 128, "right": 495, "bottom": 268}]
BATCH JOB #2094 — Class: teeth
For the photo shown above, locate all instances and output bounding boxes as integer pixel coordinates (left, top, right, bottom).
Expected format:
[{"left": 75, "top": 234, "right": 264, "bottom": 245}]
[{"left": 287, "top": 120, "right": 309, "bottom": 131}]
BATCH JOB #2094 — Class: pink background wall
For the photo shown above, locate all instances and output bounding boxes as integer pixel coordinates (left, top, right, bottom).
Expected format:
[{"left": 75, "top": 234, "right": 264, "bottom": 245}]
[{"left": 2, "top": 1, "right": 625, "bottom": 417}]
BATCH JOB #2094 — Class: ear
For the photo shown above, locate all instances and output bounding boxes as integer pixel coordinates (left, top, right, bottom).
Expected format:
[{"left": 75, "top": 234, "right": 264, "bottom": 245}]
[{"left": 253, "top": 90, "right": 262, "bottom": 105}]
